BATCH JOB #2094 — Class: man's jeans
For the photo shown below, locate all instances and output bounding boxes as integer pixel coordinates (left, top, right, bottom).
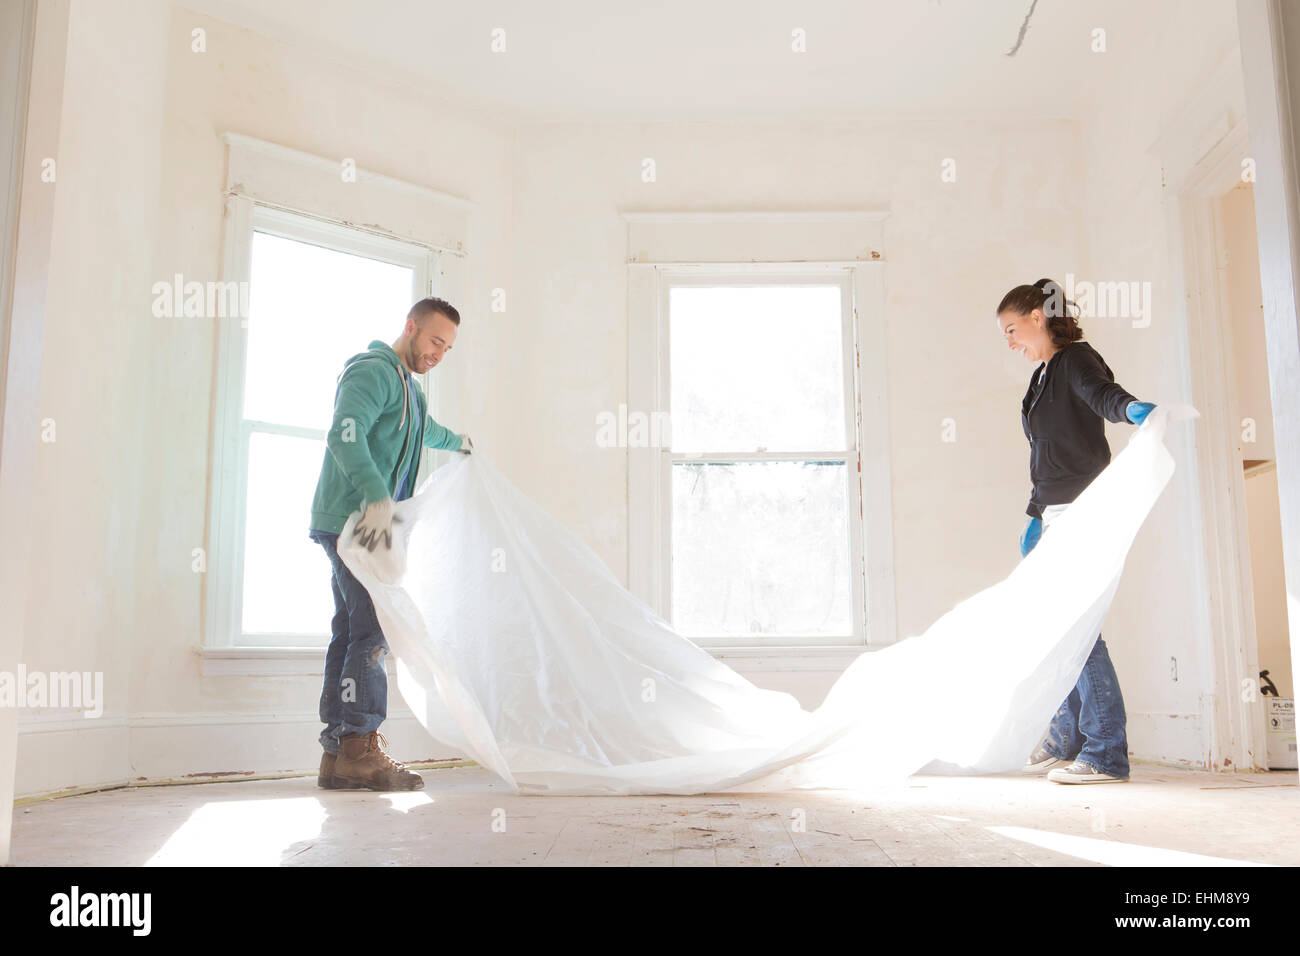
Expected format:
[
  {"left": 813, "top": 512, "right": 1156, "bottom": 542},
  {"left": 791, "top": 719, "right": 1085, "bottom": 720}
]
[
  {"left": 1031, "top": 504, "right": 1130, "bottom": 779},
  {"left": 310, "top": 530, "right": 389, "bottom": 754}
]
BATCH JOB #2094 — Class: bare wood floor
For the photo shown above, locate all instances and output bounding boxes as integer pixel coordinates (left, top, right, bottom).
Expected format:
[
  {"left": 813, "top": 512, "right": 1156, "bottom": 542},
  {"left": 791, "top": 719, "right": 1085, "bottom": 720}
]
[{"left": 9, "top": 764, "right": 1298, "bottom": 866}]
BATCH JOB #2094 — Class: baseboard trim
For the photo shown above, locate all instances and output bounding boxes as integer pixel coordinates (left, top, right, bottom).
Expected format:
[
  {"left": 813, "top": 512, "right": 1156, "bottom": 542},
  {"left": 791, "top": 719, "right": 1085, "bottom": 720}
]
[
  {"left": 12, "top": 706, "right": 1225, "bottom": 799},
  {"left": 14, "top": 710, "right": 470, "bottom": 799},
  {"left": 1127, "top": 710, "right": 1212, "bottom": 769},
  {"left": 13, "top": 757, "right": 480, "bottom": 806}
]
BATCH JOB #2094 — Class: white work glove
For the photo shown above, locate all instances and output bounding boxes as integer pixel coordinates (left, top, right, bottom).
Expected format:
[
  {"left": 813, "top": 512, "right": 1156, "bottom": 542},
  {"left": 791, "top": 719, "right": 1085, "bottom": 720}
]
[
  {"left": 456, "top": 433, "right": 474, "bottom": 455},
  {"left": 352, "top": 497, "right": 395, "bottom": 552}
]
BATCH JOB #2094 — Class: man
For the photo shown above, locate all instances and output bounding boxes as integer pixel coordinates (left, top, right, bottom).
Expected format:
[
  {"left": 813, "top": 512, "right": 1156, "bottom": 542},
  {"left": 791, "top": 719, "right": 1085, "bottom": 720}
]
[{"left": 308, "top": 297, "right": 471, "bottom": 791}]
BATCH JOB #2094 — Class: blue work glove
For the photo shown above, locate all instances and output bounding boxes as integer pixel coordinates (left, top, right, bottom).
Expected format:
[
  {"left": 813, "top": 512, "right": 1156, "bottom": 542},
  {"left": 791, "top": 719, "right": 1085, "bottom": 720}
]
[
  {"left": 1126, "top": 401, "right": 1155, "bottom": 425},
  {"left": 1019, "top": 516, "right": 1043, "bottom": 557}
]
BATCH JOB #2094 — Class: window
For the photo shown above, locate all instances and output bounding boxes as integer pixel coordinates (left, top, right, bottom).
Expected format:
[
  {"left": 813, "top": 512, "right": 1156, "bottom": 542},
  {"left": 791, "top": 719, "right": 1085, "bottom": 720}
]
[
  {"left": 626, "top": 214, "right": 894, "bottom": 654},
  {"left": 657, "top": 273, "right": 865, "bottom": 646},
  {"left": 212, "top": 205, "right": 437, "bottom": 647}
]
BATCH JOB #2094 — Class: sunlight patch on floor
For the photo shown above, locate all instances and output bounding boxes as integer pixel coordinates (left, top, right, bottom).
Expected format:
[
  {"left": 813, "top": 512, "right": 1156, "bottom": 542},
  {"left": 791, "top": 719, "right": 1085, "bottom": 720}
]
[
  {"left": 146, "top": 798, "right": 326, "bottom": 866},
  {"left": 986, "top": 826, "right": 1274, "bottom": 867},
  {"left": 380, "top": 792, "right": 434, "bottom": 813}
]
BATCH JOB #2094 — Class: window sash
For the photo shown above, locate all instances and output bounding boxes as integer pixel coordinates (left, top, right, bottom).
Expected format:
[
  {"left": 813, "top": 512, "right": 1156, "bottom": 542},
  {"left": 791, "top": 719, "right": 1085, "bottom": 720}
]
[{"left": 660, "top": 271, "right": 864, "bottom": 647}]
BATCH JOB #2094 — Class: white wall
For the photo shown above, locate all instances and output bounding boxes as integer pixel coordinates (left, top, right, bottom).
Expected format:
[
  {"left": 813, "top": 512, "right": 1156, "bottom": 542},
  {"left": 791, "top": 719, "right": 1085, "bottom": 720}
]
[
  {"left": 14, "top": 3, "right": 517, "bottom": 795},
  {"left": 500, "top": 3, "right": 1252, "bottom": 762},
  {"left": 0, "top": 0, "right": 42, "bottom": 864},
  {"left": 505, "top": 118, "right": 1085, "bottom": 645},
  {"left": 13, "top": 0, "right": 171, "bottom": 795},
  {"left": 1236, "top": 0, "right": 1300, "bottom": 772},
  {"left": 10, "top": 0, "right": 1253, "bottom": 797},
  {"left": 1077, "top": 1, "right": 1248, "bottom": 765}
]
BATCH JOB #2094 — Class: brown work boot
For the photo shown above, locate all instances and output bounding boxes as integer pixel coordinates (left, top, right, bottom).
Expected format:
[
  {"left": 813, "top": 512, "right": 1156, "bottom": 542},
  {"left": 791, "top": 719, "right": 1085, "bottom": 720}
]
[
  {"left": 317, "top": 751, "right": 363, "bottom": 790},
  {"left": 333, "top": 731, "right": 425, "bottom": 791}
]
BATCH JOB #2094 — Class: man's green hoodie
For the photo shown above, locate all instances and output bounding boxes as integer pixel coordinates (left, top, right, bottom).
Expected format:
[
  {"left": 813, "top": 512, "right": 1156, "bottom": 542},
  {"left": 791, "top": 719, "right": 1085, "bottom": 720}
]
[{"left": 309, "top": 340, "right": 462, "bottom": 534}]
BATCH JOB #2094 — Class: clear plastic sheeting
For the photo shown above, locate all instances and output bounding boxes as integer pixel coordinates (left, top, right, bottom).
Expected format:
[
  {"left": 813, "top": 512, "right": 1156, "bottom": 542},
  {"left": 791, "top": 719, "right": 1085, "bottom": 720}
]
[{"left": 339, "top": 405, "right": 1197, "bottom": 795}]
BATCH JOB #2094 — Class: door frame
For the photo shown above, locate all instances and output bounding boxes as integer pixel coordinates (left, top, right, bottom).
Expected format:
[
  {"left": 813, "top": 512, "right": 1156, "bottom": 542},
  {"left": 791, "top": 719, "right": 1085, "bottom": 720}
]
[{"left": 1164, "top": 117, "right": 1269, "bottom": 770}]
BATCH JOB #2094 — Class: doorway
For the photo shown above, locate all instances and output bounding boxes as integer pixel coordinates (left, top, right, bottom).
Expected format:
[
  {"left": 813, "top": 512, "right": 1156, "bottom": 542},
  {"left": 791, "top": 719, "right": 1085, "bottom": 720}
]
[{"left": 1218, "top": 180, "right": 1295, "bottom": 769}]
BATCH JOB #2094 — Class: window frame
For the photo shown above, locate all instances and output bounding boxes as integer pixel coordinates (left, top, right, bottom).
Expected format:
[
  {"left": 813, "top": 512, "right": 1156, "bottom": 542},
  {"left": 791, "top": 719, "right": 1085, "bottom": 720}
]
[
  {"left": 207, "top": 199, "right": 439, "bottom": 649},
  {"left": 633, "top": 265, "right": 871, "bottom": 649}
]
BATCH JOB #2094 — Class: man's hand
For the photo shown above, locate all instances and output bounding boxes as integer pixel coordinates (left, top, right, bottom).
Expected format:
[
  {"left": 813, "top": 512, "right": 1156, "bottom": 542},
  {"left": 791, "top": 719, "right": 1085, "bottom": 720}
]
[
  {"left": 353, "top": 497, "right": 395, "bottom": 552},
  {"left": 456, "top": 433, "right": 474, "bottom": 455}
]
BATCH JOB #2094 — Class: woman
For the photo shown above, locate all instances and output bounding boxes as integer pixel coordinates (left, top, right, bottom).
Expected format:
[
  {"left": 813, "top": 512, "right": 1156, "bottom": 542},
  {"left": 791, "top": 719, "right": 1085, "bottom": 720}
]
[{"left": 996, "top": 278, "right": 1154, "bottom": 784}]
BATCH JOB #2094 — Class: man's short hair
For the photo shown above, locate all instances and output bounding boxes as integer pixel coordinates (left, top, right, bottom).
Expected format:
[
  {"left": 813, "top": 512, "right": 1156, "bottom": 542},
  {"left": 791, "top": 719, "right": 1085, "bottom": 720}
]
[{"left": 408, "top": 297, "right": 460, "bottom": 325}]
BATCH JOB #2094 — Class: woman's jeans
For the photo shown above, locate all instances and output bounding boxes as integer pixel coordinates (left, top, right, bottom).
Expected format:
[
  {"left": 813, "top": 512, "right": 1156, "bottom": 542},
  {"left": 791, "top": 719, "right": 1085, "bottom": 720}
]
[
  {"left": 1029, "top": 504, "right": 1130, "bottom": 778},
  {"left": 309, "top": 530, "right": 389, "bottom": 754}
]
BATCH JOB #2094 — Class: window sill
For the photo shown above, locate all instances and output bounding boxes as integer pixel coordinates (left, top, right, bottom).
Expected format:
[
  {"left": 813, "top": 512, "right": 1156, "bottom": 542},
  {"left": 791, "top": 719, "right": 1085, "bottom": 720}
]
[
  {"left": 708, "top": 646, "right": 870, "bottom": 672},
  {"left": 200, "top": 645, "right": 871, "bottom": 677},
  {"left": 200, "top": 647, "right": 391, "bottom": 678}
]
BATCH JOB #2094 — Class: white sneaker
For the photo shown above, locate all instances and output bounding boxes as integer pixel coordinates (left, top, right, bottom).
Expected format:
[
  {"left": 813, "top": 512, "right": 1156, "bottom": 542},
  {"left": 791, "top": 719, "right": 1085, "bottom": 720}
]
[
  {"left": 1022, "top": 743, "right": 1066, "bottom": 774},
  {"left": 1047, "top": 761, "right": 1128, "bottom": 784}
]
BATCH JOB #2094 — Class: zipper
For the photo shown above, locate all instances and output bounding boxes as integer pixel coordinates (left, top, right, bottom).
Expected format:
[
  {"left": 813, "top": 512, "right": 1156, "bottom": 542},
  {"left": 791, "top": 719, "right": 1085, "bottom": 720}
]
[
  {"left": 1027, "top": 365, "right": 1046, "bottom": 419},
  {"left": 339, "top": 348, "right": 416, "bottom": 490}
]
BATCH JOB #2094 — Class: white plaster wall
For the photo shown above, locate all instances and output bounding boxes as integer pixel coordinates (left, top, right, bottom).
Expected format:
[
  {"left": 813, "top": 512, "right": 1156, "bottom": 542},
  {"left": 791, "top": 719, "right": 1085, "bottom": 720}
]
[
  {"left": 1077, "top": 1, "right": 1246, "bottom": 764},
  {"left": 14, "top": 0, "right": 171, "bottom": 793},
  {"left": 506, "top": 118, "right": 1086, "bottom": 645},
  {"left": 15, "top": 4, "right": 517, "bottom": 794},
  {"left": 11, "top": 0, "right": 1250, "bottom": 795},
  {"left": 132, "top": 9, "right": 517, "bottom": 773},
  {"left": 502, "top": 4, "right": 1248, "bottom": 764}
]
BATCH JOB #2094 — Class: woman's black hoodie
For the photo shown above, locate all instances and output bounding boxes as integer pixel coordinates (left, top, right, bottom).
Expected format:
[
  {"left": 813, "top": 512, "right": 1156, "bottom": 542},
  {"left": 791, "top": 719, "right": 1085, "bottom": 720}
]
[{"left": 1022, "top": 340, "right": 1138, "bottom": 518}]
